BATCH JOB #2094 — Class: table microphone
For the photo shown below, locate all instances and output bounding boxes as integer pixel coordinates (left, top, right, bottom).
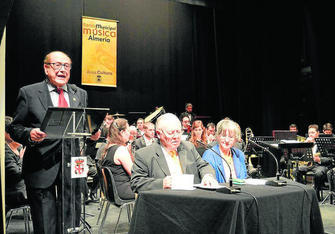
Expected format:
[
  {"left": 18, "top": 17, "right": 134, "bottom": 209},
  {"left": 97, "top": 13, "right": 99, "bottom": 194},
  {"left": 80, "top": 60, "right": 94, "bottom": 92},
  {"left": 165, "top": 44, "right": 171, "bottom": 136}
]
[
  {"left": 197, "top": 140, "right": 241, "bottom": 194},
  {"left": 248, "top": 139, "right": 287, "bottom": 186}
]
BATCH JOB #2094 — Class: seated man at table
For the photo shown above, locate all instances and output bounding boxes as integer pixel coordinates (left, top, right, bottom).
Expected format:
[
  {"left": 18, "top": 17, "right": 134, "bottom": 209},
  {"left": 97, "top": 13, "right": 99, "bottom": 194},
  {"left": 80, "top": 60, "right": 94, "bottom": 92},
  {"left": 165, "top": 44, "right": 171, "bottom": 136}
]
[{"left": 131, "top": 113, "right": 217, "bottom": 192}]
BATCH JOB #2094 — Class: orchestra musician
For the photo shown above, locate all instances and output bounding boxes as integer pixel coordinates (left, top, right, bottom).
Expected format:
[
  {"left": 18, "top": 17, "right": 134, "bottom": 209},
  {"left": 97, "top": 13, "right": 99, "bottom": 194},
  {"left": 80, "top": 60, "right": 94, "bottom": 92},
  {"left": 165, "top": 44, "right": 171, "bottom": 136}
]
[
  {"left": 180, "top": 115, "right": 191, "bottom": 141},
  {"left": 179, "top": 103, "right": 196, "bottom": 124},
  {"left": 293, "top": 124, "right": 333, "bottom": 200},
  {"left": 101, "top": 118, "right": 135, "bottom": 199},
  {"left": 188, "top": 120, "right": 208, "bottom": 156}
]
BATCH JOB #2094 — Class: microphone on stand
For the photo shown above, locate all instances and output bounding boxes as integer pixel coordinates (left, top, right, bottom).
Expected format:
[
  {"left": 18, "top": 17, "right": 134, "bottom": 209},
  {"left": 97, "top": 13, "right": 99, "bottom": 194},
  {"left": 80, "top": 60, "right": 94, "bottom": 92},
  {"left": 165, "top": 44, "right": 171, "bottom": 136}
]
[
  {"left": 197, "top": 140, "right": 241, "bottom": 194},
  {"left": 248, "top": 139, "right": 287, "bottom": 186}
]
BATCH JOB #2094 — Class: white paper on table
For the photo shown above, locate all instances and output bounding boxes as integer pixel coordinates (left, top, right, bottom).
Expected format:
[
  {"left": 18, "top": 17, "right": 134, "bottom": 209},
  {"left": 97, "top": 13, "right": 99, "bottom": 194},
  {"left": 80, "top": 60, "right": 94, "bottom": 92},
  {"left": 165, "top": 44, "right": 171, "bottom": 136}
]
[
  {"left": 171, "top": 174, "right": 195, "bottom": 190},
  {"left": 244, "top": 178, "right": 267, "bottom": 185}
]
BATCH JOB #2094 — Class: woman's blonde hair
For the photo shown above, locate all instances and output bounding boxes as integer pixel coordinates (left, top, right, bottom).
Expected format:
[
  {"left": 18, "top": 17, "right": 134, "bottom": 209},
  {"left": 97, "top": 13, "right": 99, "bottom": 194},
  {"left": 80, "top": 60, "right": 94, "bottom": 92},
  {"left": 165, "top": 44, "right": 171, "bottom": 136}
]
[{"left": 216, "top": 118, "right": 242, "bottom": 142}]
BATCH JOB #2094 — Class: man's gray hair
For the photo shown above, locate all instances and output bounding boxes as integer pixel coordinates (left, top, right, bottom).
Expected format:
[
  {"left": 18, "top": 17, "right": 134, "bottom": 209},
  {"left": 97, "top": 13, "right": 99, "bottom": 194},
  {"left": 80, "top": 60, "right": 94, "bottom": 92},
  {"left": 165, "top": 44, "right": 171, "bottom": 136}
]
[{"left": 156, "top": 113, "right": 181, "bottom": 131}]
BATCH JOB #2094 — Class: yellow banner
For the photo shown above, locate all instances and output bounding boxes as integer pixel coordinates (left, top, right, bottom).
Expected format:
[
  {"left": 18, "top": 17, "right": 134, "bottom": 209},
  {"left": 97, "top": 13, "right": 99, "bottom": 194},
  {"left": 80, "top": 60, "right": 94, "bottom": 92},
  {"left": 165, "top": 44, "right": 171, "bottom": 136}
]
[{"left": 82, "top": 16, "right": 117, "bottom": 87}]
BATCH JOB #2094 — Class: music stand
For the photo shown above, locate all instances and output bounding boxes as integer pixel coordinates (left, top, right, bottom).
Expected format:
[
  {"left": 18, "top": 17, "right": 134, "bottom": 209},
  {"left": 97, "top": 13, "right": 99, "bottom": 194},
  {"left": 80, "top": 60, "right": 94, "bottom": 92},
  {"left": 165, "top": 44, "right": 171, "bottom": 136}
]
[
  {"left": 41, "top": 107, "right": 109, "bottom": 233},
  {"left": 277, "top": 141, "right": 314, "bottom": 180},
  {"left": 245, "top": 136, "right": 275, "bottom": 155},
  {"left": 272, "top": 130, "right": 297, "bottom": 140},
  {"left": 315, "top": 137, "right": 335, "bottom": 157}
]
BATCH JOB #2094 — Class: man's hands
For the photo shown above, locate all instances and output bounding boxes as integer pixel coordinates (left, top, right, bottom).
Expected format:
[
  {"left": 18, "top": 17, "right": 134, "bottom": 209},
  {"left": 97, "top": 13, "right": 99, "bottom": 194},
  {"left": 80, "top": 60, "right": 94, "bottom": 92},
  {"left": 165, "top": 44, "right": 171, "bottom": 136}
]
[
  {"left": 201, "top": 174, "right": 218, "bottom": 187},
  {"left": 30, "top": 128, "right": 47, "bottom": 142},
  {"left": 163, "top": 176, "right": 172, "bottom": 189},
  {"left": 163, "top": 174, "right": 218, "bottom": 189}
]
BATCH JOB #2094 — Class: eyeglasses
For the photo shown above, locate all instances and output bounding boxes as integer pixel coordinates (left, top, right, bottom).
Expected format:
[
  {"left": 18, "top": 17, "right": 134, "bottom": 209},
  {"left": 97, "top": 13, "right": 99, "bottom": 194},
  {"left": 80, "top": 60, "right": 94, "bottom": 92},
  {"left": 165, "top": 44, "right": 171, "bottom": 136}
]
[
  {"left": 45, "top": 62, "right": 72, "bottom": 71},
  {"left": 161, "top": 129, "right": 182, "bottom": 138},
  {"left": 218, "top": 134, "right": 235, "bottom": 140}
]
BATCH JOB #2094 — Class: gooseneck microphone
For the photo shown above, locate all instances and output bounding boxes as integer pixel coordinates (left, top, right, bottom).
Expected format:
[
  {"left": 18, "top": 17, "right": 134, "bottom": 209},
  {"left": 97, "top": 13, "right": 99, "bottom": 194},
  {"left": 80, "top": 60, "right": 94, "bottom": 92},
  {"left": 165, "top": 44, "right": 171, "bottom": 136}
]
[
  {"left": 197, "top": 140, "right": 241, "bottom": 194},
  {"left": 248, "top": 139, "right": 287, "bottom": 186}
]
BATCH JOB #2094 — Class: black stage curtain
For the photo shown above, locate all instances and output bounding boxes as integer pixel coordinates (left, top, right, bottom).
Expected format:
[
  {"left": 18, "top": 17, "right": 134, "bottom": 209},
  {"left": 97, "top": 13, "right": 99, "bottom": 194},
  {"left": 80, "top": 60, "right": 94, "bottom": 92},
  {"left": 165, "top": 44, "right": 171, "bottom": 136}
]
[
  {"left": 0, "top": 0, "right": 14, "bottom": 41},
  {"left": 5, "top": 0, "right": 333, "bottom": 135}
]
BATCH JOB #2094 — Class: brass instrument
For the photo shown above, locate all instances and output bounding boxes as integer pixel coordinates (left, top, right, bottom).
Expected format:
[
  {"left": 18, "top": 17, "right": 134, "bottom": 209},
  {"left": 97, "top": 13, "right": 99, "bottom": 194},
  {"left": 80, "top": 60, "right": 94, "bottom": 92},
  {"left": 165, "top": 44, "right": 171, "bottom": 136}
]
[
  {"left": 291, "top": 151, "right": 318, "bottom": 177},
  {"left": 144, "top": 106, "right": 165, "bottom": 123},
  {"left": 297, "top": 135, "right": 306, "bottom": 142},
  {"left": 245, "top": 127, "right": 257, "bottom": 172}
]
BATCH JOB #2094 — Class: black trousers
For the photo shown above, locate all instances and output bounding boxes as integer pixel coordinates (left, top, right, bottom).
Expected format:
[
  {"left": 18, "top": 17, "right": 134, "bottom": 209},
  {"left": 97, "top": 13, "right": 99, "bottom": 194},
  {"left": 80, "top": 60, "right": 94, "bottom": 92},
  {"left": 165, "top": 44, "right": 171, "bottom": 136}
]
[
  {"left": 293, "top": 164, "right": 329, "bottom": 201},
  {"left": 26, "top": 170, "right": 83, "bottom": 234}
]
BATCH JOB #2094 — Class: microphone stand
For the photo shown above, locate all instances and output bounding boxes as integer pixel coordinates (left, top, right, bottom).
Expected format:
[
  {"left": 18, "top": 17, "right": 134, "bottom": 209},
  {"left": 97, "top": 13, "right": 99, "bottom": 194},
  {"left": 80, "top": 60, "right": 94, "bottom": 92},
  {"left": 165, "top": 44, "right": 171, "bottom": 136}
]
[
  {"left": 197, "top": 140, "right": 241, "bottom": 194},
  {"left": 248, "top": 139, "right": 287, "bottom": 186}
]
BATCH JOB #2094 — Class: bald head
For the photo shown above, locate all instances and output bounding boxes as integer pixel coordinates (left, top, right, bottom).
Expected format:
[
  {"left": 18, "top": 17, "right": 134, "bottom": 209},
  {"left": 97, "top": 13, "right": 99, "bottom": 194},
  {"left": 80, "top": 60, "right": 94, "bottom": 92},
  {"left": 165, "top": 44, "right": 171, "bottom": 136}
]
[{"left": 44, "top": 51, "right": 71, "bottom": 63}]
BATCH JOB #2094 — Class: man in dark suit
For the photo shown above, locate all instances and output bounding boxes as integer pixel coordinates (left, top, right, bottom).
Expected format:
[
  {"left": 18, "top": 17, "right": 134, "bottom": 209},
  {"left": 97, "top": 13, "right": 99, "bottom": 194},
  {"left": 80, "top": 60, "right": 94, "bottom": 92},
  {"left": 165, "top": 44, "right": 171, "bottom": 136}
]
[
  {"left": 179, "top": 103, "right": 196, "bottom": 124},
  {"left": 131, "top": 113, "right": 217, "bottom": 192},
  {"left": 133, "top": 122, "right": 156, "bottom": 150},
  {"left": 8, "top": 51, "right": 87, "bottom": 233}
]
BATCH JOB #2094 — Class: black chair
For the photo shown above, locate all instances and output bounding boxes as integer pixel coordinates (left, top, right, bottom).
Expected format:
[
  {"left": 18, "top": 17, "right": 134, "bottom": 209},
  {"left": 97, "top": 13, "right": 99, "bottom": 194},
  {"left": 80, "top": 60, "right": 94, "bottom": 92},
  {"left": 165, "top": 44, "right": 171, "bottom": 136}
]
[
  {"left": 95, "top": 163, "right": 107, "bottom": 225},
  {"left": 99, "top": 167, "right": 135, "bottom": 233},
  {"left": 6, "top": 203, "right": 31, "bottom": 233}
]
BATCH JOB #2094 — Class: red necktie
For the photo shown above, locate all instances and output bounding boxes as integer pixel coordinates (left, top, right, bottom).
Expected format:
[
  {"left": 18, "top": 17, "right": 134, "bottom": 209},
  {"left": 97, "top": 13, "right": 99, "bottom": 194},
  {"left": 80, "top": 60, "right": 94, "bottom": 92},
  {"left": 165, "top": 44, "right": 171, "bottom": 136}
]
[{"left": 57, "top": 88, "right": 68, "bottom": 107}]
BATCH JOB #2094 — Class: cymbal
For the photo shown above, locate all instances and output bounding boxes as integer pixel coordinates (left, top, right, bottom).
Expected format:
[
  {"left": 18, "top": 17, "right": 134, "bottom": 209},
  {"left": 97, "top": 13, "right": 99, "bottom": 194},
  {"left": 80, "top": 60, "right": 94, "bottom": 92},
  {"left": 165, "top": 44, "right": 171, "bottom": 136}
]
[{"left": 112, "top": 113, "right": 125, "bottom": 117}]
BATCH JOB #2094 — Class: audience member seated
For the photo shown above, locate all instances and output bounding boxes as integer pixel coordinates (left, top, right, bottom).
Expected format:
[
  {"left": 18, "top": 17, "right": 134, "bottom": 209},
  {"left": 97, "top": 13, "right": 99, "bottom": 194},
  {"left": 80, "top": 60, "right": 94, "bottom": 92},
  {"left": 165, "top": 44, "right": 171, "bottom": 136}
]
[
  {"left": 202, "top": 118, "right": 248, "bottom": 183},
  {"left": 206, "top": 122, "right": 216, "bottom": 144},
  {"left": 131, "top": 113, "right": 217, "bottom": 192},
  {"left": 293, "top": 124, "right": 332, "bottom": 200},
  {"left": 136, "top": 118, "right": 145, "bottom": 137},
  {"left": 179, "top": 103, "right": 196, "bottom": 124},
  {"left": 4, "top": 116, "right": 28, "bottom": 212},
  {"left": 133, "top": 122, "right": 156, "bottom": 150},
  {"left": 180, "top": 115, "right": 191, "bottom": 141},
  {"left": 101, "top": 118, "right": 135, "bottom": 200},
  {"left": 188, "top": 120, "right": 208, "bottom": 156}
]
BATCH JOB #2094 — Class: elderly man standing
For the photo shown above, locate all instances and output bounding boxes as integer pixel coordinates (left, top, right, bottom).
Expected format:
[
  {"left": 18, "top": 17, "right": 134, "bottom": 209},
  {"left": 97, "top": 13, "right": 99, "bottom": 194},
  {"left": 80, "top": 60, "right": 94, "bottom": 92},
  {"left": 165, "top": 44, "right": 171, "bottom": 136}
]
[
  {"left": 8, "top": 51, "right": 87, "bottom": 233},
  {"left": 131, "top": 113, "right": 217, "bottom": 192}
]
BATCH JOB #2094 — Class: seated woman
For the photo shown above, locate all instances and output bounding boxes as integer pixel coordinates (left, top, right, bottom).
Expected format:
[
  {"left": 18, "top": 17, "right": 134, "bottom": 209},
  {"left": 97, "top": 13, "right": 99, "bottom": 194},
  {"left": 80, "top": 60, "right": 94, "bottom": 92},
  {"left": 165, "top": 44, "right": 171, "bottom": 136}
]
[
  {"left": 202, "top": 118, "right": 247, "bottom": 183},
  {"left": 189, "top": 120, "right": 208, "bottom": 156},
  {"left": 101, "top": 118, "right": 135, "bottom": 199}
]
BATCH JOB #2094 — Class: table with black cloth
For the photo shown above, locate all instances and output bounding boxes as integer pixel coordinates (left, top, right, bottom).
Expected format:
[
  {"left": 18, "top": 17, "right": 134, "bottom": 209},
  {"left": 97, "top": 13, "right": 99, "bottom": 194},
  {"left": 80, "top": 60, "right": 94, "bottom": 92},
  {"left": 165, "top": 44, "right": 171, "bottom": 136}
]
[{"left": 129, "top": 179, "right": 324, "bottom": 234}]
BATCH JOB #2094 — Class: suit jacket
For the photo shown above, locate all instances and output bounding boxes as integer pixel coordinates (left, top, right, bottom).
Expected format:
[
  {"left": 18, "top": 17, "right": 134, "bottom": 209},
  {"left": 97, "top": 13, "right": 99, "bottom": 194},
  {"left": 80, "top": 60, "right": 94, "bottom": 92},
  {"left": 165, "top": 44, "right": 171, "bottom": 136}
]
[
  {"left": 8, "top": 80, "right": 87, "bottom": 189},
  {"left": 130, "top": 141, "right": 215, "bottom": 192},
  {"left": 133, "top": 136, "right": 157, "bottom": 151}
]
